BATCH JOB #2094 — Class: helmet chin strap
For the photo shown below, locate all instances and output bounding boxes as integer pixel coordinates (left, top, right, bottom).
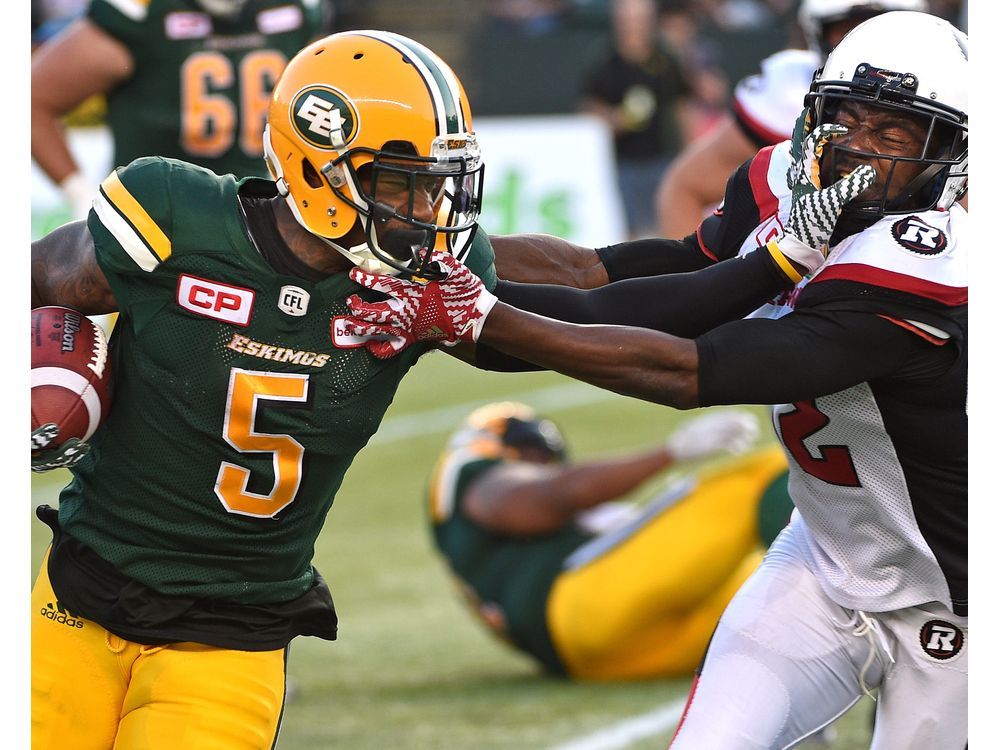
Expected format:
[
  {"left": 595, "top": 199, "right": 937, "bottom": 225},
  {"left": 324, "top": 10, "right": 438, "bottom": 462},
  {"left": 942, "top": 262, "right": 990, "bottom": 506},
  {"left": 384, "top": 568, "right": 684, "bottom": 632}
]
[{"left": 319, "top": 235, "right": 404, "bottom": 276}]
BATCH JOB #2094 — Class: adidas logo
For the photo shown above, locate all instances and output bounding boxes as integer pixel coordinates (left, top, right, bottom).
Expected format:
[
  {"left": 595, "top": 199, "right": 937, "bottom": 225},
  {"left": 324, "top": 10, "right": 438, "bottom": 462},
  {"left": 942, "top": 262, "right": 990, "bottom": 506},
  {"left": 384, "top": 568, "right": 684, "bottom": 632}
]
[{"left": 40, "top": 601, "right": 84, "bottom": 629}]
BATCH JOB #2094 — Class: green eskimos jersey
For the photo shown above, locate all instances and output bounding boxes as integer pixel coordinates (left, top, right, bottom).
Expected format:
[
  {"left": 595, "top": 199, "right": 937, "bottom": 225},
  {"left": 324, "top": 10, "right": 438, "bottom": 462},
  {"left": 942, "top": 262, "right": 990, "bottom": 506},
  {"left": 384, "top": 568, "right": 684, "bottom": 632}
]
[
  {"left": 89, "top": 0, "right": 323, "bottom": 177},
  {"left": 60, "top": 155, "right": 498, "bottom": 605},
  {"left": 428, "top": 452, "right": 592, "bottom": 674}
]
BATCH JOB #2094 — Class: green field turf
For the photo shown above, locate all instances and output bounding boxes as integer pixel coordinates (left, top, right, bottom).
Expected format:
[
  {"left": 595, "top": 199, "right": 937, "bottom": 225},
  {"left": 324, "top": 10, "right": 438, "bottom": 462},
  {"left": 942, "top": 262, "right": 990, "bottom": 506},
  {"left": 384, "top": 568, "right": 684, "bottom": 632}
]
[{"left": 31, "top": 351, "right": 877, "bottom": 749}]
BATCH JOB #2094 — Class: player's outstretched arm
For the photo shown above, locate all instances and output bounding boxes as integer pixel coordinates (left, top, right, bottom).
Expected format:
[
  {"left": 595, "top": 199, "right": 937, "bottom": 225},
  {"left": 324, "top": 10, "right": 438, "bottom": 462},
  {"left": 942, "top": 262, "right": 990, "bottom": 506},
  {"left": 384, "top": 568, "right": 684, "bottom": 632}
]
[
  {"left": 32, "top": 220, "right": 117, "bottom": 314},
  {"left": 481, "top": 304, "right": 701, "bottom": 408},
  {"left": 490, "top": 234, "right": 610, "bottom": 289},
  {"left": 464, "top": 410, "right": 760, "bottom": 535}
]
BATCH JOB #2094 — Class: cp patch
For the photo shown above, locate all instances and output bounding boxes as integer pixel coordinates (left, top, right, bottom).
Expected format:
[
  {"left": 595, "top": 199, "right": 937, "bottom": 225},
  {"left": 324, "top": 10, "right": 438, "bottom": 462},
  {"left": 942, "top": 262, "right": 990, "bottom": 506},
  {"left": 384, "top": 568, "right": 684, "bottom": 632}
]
[
  {"left": 891, "top": 216, "right": 948, "bottom": 256},
  {"left": 291, "top": 86, "right": 358, "bottom": 150},
  {"left": 919, "top": 619, "right": 964, "bottom": 660}
]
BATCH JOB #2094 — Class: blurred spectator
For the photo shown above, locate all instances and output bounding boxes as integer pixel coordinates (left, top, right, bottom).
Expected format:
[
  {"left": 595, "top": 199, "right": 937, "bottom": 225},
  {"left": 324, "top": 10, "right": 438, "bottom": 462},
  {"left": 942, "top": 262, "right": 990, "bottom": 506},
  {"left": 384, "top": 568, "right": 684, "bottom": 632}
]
[
  {"left": 484, "top": 0, "right": 573, "bottom": 35},
  {"left": 654, "top": 0, "right": 933, "bottom": 238},
  {"left": 580, "top": 0, "right": 695, "bottom": 238},
  {"left": 31, "top": 0, "right": 88, "bottom": 48},
  {"left": 31, "top": 0, "right": 327, "bottom": 220},
  {"left": 659, "top": 0, "right": 730, "bottom": 140}
]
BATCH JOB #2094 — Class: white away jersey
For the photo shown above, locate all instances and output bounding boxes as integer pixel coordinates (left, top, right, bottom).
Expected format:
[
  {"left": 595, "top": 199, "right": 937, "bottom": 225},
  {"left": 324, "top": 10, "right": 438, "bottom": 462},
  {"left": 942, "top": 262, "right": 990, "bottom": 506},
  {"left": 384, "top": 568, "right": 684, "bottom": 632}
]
[
  {"left": 734, "top": 144, "right": 968, "bottom": 614},
  {"left": 732, "top": 49, "right": 820, "bottom": 146}
]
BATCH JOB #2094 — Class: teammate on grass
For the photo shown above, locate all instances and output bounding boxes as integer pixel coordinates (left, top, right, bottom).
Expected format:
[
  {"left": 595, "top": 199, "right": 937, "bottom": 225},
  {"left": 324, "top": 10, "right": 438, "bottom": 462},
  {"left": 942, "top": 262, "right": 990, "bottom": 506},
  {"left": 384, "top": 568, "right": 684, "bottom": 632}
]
[
  {"left": 29, "top": 29, "right": 819, "bottom": 748},
  {"left": 340, "top": 12, "right": 968, "bottom": 748},
  {"left": 428, "top": 402, "right": 794, "bottom": 681}
]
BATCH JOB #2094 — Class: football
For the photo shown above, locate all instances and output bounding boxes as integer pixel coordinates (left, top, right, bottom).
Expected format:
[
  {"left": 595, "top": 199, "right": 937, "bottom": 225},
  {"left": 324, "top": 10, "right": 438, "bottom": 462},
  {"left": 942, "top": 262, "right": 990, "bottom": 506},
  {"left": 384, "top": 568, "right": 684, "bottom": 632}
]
[{"left": 31, "top": 306, "right": 113, "bottom": 447}]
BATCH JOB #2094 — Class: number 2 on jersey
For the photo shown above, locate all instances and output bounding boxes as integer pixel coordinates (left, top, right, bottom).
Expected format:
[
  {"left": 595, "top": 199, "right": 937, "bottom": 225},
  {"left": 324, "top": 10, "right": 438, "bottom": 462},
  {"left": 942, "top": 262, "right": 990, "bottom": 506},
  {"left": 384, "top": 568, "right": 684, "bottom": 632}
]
[
  {"left": 777, "top": 400, "right": 862, "bottom": 487},
  {"left": 215, "top": 369, "right": 309, "bottom": 518}
]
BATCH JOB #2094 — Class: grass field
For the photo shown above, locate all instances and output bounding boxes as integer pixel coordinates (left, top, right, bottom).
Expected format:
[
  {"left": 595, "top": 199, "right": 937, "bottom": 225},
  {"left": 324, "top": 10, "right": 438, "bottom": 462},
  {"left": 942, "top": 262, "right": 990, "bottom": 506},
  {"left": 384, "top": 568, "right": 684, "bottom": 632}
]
[{"left": 31, "top": 352, "right": 877, "bottom": 749}]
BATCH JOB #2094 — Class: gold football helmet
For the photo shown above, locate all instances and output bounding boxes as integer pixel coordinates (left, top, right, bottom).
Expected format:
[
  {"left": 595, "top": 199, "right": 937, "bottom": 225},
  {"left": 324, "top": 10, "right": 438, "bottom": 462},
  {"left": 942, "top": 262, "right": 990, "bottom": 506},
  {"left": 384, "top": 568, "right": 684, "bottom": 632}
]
[
  {"left": 457, "top": 402, "right": 567, "bottom": 463},
  {"left": 264, "top": 30, "right": 485, "bottom": 277}
]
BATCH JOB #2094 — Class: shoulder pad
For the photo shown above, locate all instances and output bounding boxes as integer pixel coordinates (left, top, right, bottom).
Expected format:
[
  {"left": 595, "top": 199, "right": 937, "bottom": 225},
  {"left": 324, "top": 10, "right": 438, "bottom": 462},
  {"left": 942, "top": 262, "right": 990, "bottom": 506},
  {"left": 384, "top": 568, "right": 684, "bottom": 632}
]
[
  {"left": 810, "top": 210, "right": 966, "bottom": 307},
  {"left": 733, "top": 48, "right": 820, "bottom": 146}
]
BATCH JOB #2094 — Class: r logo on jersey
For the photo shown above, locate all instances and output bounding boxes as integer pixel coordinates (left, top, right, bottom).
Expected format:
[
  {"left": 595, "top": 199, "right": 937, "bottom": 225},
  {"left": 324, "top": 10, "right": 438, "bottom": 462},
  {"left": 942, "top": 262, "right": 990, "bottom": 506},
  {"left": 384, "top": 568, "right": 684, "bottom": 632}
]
[
  {"left": 892, "top": 216, "right": 948, "bottom": 256},
  {"left": 291, "top": 86, "right": 358, "bottom": 150},
  {"left": 919, "top": 619, "right": 964, "bottom": 661},
  {"left": 177, "top": 274, "right": 255, "bottom": 326}
]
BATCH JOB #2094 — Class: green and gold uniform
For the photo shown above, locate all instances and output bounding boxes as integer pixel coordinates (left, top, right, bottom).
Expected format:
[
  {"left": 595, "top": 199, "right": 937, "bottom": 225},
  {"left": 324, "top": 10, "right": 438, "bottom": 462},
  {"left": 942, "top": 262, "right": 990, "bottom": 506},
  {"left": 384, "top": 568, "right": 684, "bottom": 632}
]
[
  {"left": 428, "top": 437, "right": 794, "bottom": 681},
  {"left": 88, "top": 0, "right": 323, "bottom": 177},
  {"left": 31, "top": 156, "right": 497, "bottom": 749}
]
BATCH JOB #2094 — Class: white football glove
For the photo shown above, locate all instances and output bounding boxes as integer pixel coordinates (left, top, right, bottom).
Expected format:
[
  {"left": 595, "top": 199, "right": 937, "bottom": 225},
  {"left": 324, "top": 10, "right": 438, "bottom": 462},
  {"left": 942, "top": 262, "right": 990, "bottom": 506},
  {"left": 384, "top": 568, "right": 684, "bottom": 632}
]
[
  {"left": 665, "top": 411, "right": 760, "bottom": 462},
  {"left": 774, "top": 109, "right": 876, "bottom": 277},
  {"left": 59, "top": 172, "right": 96, "bottom": 221},
  {"left": 340, "top": 252, "right": 498, "bottom": 359}
]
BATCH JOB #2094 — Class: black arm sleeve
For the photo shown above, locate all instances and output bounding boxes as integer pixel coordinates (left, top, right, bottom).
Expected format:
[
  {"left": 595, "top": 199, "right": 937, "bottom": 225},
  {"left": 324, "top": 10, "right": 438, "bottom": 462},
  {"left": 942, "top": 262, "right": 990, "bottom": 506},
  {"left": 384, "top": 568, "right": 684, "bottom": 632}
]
[
  {"left": 476, "top": 245, "right": 792, "bottom": 372},
  {"left": 595, "top": 235, "right": 713, "bottom": 282},
  {"left": 695, "top": 308, "right": 948, "bottom": 406}
]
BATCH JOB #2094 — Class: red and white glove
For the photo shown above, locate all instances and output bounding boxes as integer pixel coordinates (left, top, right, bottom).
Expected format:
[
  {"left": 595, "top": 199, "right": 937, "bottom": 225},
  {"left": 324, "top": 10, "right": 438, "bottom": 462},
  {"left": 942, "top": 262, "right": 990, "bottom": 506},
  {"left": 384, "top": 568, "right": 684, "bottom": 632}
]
[
  {"left": 338, "top": 251, "right": 498, "bottom": 359},
  {"left": 665, "top": 410, "right": 760, "bottom": 462}
]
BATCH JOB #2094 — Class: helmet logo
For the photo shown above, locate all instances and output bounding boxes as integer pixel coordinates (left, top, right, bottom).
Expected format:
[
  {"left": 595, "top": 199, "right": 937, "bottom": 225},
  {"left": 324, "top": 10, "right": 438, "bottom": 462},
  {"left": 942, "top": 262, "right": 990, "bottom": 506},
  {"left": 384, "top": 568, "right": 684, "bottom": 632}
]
[{"left": 291, "top": 86, "right": 358, "bottom": 150}]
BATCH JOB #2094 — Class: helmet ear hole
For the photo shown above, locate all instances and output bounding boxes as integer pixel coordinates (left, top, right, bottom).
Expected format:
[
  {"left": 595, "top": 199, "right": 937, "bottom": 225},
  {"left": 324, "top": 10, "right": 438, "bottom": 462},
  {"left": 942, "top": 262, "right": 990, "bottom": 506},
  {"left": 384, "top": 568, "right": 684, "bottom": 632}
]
[{"left": 302, "top": 159, "right": 323, "bottom": 189}]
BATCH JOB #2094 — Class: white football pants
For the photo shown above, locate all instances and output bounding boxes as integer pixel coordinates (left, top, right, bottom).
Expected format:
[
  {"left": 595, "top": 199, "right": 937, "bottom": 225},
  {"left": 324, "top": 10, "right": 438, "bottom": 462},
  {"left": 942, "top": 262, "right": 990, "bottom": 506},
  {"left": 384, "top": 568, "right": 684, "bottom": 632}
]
[{"left": 669, "top": 525, "right": 968, "bottom": 750}]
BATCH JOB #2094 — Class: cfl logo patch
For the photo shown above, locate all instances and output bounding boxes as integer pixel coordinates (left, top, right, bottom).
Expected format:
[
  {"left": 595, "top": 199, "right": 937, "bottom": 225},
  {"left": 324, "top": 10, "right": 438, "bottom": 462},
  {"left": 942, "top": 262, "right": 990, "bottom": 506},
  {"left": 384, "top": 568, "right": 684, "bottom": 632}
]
[{"left": 919, "top": 619, "right": 964, "bottom": 660}]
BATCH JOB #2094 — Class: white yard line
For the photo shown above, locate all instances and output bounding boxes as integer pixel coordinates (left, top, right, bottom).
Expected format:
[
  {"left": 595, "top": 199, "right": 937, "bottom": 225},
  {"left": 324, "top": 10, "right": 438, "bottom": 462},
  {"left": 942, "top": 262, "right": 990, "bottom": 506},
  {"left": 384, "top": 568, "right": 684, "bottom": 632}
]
[
  {"left": 546, "top": 698, "right": 686, "bottom": 750},
  {"left": 369, "top": 382, "right": 621, "bottom": 445}
]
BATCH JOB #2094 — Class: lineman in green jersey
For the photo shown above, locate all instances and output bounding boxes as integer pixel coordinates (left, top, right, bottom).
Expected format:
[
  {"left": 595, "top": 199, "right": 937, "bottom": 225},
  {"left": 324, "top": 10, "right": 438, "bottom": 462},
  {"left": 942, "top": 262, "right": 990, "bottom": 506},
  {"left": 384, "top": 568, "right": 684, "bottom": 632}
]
[
  {"left": 31, "top": 0, "right": 324, "bottom": 219},
  {"left": 29, "top": 31, "right": 491, "bottom": 749},
  {"left": 428, "top": 402, "right": 794, "bottom": 680}
]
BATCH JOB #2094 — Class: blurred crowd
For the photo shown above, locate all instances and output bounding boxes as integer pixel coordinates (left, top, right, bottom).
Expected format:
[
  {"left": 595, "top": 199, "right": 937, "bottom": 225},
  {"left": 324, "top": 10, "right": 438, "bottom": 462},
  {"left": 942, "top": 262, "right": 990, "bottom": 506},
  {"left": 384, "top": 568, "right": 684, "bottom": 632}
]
[{"left": 31, "top": 0, "right": 968, "bottom": 237}]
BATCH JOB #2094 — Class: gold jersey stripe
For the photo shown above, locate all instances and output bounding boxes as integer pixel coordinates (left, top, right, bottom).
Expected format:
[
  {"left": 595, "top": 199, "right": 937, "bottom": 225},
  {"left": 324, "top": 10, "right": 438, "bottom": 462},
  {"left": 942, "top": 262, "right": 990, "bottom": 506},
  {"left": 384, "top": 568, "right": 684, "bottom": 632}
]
[
  {"left": 100, "top": 170, "right": 172, "bottom": 264},
  {"left": 101, "top": 0, "right": 151, "bottom": 21}
]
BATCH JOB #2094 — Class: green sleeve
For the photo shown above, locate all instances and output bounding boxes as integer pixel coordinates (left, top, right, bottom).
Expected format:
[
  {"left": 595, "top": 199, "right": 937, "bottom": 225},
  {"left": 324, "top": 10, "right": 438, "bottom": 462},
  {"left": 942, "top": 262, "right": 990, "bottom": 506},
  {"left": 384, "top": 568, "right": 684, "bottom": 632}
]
[{"left": 463, "top": 226, "right": 498, "bottom": 292}]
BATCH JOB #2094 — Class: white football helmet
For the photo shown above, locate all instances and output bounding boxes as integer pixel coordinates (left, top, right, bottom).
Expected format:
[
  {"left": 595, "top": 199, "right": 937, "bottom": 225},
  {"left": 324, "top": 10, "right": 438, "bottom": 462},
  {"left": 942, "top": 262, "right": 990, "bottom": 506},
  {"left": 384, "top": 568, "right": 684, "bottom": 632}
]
[
  {"left": 807, "top": 11, "right": 968, "bottom": 218},
  {"left": 798, "top": 0, "right": 929, "bottom": 56}
]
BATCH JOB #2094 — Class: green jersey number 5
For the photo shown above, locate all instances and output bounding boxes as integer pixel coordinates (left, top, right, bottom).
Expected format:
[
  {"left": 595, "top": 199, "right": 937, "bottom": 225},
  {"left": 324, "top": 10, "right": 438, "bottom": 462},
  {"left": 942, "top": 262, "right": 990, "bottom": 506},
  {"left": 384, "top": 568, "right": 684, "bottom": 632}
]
[{"left": 215, "top": 368, "right": 309, "bottom": 518}]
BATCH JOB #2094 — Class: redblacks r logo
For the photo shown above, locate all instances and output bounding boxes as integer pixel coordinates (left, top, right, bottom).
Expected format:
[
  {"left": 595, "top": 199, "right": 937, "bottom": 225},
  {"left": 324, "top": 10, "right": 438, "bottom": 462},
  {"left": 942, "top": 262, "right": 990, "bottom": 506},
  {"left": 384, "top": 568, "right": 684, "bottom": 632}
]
[{"left": 177, "top": 274, "right": 255, "bottom": 326}]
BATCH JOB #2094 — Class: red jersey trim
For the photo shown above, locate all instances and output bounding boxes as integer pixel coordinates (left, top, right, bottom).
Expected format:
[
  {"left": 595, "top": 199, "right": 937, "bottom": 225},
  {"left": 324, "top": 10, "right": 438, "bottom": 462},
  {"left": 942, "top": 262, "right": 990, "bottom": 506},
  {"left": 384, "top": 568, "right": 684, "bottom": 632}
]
[
  {"left": 812, "top": 263, "right": 968, "bottom": 305},
  {"left": 733, "top": 98, "right": 788, "bottom": 147},
  {"left": 877, "top": 315, "right": 949, "bottom": 345},
  {"left": 695, "top": 224, "right": 719, "bottom": 262},
  {"left": 748, "top": 146, "right": 780, "bottom": 223}
]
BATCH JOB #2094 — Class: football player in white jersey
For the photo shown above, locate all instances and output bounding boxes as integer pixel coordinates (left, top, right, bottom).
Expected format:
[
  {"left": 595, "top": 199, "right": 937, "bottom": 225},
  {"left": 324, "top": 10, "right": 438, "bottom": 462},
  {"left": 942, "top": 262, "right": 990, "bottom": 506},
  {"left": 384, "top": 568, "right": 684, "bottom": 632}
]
[
  {"left": 338, "top": 11, "right": 968, "bottom": 748},
  {"left": 655, "top": 0, "right": 928, "bottom": 239}
]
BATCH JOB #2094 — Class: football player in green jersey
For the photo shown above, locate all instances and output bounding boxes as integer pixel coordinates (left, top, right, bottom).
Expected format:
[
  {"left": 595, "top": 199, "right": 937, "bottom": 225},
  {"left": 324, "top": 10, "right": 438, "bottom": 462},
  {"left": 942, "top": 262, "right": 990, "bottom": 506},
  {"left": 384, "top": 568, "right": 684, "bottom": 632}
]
[
  {"left": 31, "top": 0, "right": 325, "bottom": 219},
  {"left": 29, "top": 30, "right": 492, "bottom": 749},
  {"left": 428, "top": 402, "right": 794, "bottom": 681},
  {"left": 29, "top": 27, "right": 819, "bottom": 748}
]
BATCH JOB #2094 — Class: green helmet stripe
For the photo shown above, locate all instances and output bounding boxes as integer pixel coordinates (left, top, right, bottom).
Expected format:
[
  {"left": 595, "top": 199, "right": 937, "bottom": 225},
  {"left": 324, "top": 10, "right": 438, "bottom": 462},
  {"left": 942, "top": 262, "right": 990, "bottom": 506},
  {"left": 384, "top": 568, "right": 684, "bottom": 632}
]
[{"left": 357, "top": 30, "right": 463, "bottom": 136}]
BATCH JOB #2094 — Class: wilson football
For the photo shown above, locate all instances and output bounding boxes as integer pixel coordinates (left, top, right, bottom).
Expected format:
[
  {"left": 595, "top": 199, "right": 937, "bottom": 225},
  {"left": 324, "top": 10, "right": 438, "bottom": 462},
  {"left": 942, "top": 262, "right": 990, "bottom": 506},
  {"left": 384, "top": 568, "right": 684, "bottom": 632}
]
[{"left": 31, "top": 307, "right": 113, "bottom": 447}]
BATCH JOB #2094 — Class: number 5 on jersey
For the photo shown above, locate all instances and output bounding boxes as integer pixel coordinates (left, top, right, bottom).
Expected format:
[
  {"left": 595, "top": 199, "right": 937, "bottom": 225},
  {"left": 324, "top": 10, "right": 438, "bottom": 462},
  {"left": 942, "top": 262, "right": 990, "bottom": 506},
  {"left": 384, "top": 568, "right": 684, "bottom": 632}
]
[{"left": 216, "top": 368, "right": 309, "bottom": 518}]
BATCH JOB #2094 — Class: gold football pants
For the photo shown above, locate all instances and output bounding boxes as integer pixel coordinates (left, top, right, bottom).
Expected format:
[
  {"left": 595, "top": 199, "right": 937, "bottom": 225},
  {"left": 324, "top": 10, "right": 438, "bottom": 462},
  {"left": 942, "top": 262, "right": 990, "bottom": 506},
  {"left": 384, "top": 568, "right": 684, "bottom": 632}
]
[
  {"left": 547, "top": 446, "right": 788, "bottom": 680},
  {"left": 31, "top": 553, "right": 288, "bottom": 750}
]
